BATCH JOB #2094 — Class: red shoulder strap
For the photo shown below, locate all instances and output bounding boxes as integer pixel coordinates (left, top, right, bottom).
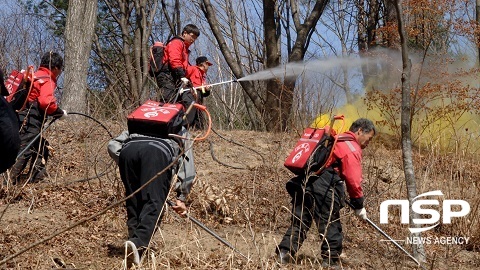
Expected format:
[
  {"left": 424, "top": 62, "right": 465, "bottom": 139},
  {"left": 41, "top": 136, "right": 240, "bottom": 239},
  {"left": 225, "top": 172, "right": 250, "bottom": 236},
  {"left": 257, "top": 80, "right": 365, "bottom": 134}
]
[{"left": 336, "top": 134, "right": 354, "bottom": 142}]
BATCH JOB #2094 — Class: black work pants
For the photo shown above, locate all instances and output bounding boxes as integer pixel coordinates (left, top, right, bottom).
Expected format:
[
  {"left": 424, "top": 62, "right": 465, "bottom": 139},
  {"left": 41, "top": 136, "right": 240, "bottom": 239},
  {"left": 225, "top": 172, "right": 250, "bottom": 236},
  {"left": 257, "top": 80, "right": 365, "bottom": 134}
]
[
  {"left": 154, "top": 71, "right": 197, "bottom": 126},
  {"left": 278, "top": 170, "right": 345, "bottom": 259},
  {"left": 10, "top": 104, "right": 49, "bottom": 182},
  {"left": 155, "top": 72, "right": 178, "bottom": 103},
  {"left": 118, "top": 138, "right": 174, "bottom": 249}
]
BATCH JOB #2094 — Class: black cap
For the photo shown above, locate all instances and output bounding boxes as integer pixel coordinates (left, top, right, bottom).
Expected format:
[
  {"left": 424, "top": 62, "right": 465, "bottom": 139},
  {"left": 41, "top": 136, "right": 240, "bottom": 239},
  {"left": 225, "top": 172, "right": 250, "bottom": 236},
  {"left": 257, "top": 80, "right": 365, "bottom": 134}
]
[{"left": 196, "top": 56, "right": 213, "bottom": 66}]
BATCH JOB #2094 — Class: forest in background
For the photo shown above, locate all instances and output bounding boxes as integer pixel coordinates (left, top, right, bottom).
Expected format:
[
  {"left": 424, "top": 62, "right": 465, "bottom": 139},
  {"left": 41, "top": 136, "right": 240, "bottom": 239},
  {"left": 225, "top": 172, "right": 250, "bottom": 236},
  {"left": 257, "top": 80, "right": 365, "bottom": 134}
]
[
  {"left": 0, "top": 0, "right": 479, "bottom": 268},
  {"left": 0, "top": 0, "right": 478, "bottom": 134}
]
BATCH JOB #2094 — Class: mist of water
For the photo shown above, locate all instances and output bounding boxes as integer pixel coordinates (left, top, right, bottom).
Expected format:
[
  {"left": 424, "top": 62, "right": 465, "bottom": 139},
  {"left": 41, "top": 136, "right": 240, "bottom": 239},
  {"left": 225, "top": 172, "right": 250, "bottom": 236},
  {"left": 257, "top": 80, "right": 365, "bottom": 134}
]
[{"left": 237, "top": 56, "right": 373, "bottom": 81}]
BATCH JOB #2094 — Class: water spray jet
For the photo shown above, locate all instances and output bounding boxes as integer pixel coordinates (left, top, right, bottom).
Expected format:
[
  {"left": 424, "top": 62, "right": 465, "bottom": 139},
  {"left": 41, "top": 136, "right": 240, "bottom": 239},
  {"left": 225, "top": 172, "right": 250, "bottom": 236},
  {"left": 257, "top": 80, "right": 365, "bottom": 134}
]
[
  {"left": 237, "top": 56, "right": 375, "bottom": 82},
  {"left": 186, "top": 79, "right": 238, "bottom": 92}
]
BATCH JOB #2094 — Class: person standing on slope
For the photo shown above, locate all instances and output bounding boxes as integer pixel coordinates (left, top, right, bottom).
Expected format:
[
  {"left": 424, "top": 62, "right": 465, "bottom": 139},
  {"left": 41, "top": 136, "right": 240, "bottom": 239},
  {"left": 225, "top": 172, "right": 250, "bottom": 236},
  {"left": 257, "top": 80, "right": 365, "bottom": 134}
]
[
  {"left": 9, "top": 52, "right": 67, "bottom": 184},
  {"left": 277, "top": 118, "right": 376, "bottom": 268}
]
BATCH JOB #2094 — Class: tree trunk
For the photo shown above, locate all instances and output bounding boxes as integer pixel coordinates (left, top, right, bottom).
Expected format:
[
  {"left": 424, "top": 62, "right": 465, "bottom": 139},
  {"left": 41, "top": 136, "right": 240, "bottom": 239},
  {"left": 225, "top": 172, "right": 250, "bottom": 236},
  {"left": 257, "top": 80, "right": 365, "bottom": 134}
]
[
  {"left": 392, "top": 0, "right": 426, "bottom": 264},
  {"left": 201, "top": 0, "right": 329, "bottom": 132},
  {"left": 277, "top": 0, "right": 329, "bottom": 131},
  {"left": 356, "top": 0, "right": 380, "bottom": 92},
  {"left": 200, "top": 0, "right": 263, "bottom": 114},
  {"left": 477, "top": 0, "right": 480, "bottom": 65},
  {"left": 62, "top": 0, "right": 98, "bottom": 113},
  {"left": 264, "top": 0, "right": 283, "bottom": 131}
]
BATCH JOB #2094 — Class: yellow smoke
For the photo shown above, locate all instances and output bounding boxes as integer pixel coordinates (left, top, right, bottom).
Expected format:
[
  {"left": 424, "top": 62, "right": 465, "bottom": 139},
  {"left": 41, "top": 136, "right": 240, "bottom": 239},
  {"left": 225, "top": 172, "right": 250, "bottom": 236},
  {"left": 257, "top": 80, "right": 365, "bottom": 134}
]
[
  {"left": 413, "top": 112, "right": 480, "bottom": 151},
  {"left": 310, "top": 99, "right": 479, "bottom": 152},
  {"left": 310, "top": 101, "right": 385, "bottom": 133}
]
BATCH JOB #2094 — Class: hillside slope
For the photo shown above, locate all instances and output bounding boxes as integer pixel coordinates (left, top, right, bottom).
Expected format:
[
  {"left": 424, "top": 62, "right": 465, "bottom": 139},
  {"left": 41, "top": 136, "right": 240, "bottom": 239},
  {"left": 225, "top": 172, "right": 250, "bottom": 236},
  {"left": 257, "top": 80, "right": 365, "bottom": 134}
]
[{"left": 0, "top": 120, "right": 478, "bottom": 269}]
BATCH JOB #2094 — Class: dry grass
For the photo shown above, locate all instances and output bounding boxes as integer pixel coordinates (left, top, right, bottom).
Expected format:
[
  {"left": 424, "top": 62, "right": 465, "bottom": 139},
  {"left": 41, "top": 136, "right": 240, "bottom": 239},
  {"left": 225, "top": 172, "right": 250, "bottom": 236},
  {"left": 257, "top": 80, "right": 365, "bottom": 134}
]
[{"left": 0, "top": 120, "right": 479, "bottom": 269}]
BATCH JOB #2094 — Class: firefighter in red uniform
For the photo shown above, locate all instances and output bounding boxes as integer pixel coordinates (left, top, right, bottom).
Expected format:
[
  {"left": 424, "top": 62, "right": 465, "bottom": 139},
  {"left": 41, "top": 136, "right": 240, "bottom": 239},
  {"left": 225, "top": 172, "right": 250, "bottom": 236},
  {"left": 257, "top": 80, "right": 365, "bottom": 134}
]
[
  {"left": 186, "top": 56, "right": 213, "bottom": 103},
  {"left": 186, "top": 56, "right": 213, "bottom": 128},
  {"left": 153, "top": 24, "right": 200, "bottom": 126},
  {"left": 277, "top": 118, "right": 376, "bottom": 268},
  {"left": 154, "top": 24, "right": 199, "bottom": 103},
  {"left": 10, "top": 52, "right": 67, "bottom": 184}
]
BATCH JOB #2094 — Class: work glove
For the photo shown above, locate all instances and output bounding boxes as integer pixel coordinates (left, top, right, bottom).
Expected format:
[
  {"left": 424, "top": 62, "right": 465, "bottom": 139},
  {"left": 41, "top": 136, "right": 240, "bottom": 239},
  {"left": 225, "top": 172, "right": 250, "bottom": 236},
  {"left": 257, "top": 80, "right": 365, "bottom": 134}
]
[
  {"left": 59, "top": 110, "right": 68, "bottom": 120},
  {"left": 180, "top": 77, "right": 190, "bottom": 87},
  {"left": 198, "top": 86, "right": 211, "bottom": 97},
  {"left": 355, "top": 208, "right": 367, "bottom": 220}
]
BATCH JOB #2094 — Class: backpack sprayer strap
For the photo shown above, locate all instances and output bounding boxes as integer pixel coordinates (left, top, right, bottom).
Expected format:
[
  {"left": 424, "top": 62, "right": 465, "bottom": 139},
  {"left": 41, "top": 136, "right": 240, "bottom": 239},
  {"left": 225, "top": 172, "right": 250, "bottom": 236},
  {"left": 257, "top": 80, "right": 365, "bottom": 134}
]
[
  {"left": 18, "top": 66, "right": 35, "bottom": 112},
  {"left": 312, "top": 114, "right": 345, "bottom": 175},
  {"left": 168, "top": 102, "right": 212, "bottom": 142}
]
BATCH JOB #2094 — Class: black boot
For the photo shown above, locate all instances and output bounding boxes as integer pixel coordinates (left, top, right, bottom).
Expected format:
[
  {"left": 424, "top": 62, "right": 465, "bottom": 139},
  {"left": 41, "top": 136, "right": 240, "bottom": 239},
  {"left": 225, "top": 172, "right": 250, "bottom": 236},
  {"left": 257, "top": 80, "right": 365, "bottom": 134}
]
[
  {"left": 30, "top": 168, "right": 47, "bottom": 183},
  {"left": 321, "top": 257, "right": 340, "bottom": 269},
  {"left": 276, "top": 248, "right": 294, "bottom": 264},
  {"left": 8, "top": 159, "right": 27, "bottom": 185}
]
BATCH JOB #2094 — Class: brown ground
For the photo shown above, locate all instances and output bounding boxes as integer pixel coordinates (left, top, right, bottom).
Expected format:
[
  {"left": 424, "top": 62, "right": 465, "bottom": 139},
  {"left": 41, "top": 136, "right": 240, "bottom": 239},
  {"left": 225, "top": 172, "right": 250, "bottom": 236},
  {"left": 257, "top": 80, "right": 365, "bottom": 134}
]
[{"left": 0, "top": 119, "right": 479, "bottom": 269}]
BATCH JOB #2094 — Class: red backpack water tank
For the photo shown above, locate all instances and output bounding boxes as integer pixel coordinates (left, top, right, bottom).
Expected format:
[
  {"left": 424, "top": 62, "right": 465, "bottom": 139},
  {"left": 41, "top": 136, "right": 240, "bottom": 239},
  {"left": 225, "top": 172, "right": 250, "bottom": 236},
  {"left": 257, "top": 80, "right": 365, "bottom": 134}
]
[
  {"left": 284, "top": 115, "right": 345, "bottom": 175},
  {"left": 127, "top": 100, "right": 185, "bottom": 138}
]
